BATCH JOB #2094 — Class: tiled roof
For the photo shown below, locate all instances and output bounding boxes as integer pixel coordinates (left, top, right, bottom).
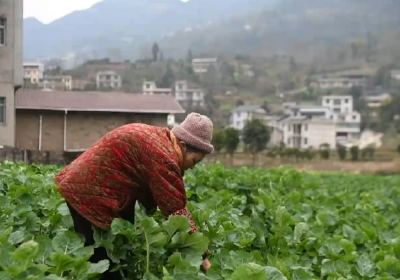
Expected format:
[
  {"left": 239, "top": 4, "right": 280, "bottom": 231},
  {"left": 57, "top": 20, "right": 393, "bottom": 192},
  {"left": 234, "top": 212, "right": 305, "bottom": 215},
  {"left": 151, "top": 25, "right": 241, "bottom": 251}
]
[{"left": 16, "top": 89, "right": 185, "bottom": 114}]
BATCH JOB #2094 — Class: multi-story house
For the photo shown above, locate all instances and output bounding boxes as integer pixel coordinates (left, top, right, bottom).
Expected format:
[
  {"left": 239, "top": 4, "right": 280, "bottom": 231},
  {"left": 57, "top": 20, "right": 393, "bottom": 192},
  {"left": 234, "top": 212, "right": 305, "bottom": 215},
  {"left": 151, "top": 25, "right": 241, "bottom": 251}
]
[
  {"left": 282, "top": 116, "right": 337, "bottom": 149},
  {"left": 142, "top": 81, "right": 172, "bottom": 95},
  {"left": 272, "top": 95, "right": 361, "bottom": 149},
  {"left": 0, "top": 0, "right": 23, "bottom": 147},
  {"left": 42, "top": 75, "right": 73, "bottom": 91},
  {"left": 192, "top": 58, "right": 218, "bottom": 74},
  {"left": 230, "top": 105, "right": 267, "bottom": 131},
  {"left": 313, "top": 77, "right": 367, "bottom": 89},
  {"left": 23, "top": 62, "right": 44, "bottom": 84},
  {"left": 175, "top": 80, "right": 205, "bottom": 108},
  {"left": 96, "top": 71, "right": 122, "bottom": 89},
  {"left": 141, "top": 81, "right": 177, "bottom": 126}
]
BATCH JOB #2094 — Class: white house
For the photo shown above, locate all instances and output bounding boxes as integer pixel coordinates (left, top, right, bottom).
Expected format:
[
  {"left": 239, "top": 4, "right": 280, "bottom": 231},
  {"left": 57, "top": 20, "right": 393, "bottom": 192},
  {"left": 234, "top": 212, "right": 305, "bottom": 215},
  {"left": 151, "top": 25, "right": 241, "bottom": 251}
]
[
  {"left": 192, "top": 58, "right": 218, "bottom": 74},
  {"left": 23, "top": 62, "right": 44, "bottom": 84},
  {"left": 270, "top": 95, "right": 361, "bottom": 149},
  {"left": 313, "top": 77, "right": 367, "bottom": 89},
  {"left": 282, "top": 117, "right": 336, "bottom": 149},
  {"left": 175, "top": 80, "right": 205, "bottom": 107},
  {"left": 364, "top": 93, "right": 391, "bottom": 108},
  {"left": 96, "top": 71, "right": 122, "bottom": 89},
  {"left": 230, "top": 105, "right": 267, "bottom": 131},
  {"left": 142, "top": 81, "right": 172, "bottom": 95},
  {"left": 41, "top": 75, "right": 73, "bottom": 91}
]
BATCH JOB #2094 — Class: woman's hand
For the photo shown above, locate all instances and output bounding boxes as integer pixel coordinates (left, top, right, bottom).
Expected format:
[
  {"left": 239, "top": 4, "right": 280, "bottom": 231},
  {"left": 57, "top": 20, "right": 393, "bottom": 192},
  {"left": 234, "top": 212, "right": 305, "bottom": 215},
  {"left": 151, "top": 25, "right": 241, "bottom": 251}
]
[{"left": 201, "top": 259, "right": 211, "bottom": 272}]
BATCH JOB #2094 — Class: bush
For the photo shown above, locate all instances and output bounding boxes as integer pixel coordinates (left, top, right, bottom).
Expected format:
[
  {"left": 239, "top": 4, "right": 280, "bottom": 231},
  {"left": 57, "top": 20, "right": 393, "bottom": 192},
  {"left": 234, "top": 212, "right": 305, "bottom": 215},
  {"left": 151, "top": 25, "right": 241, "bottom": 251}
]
[
  {"left": 337, "top": 145, "right": 347, "bottom": 161},
  {"left": 350, "top": 146, "right": 359, "bottom": 161},
  {"left": 212, "top": 130, "right": 226, "bottom": 153},
  {"left": 361, "top": 146, "right": 375, "bottom": 160},
  {"left": 398, "top": 144, "right": 400, "bottom": 154},
  {"left": 319, "top": 143, "right": 330, "bottom": 160},
  {"left": 304, "top": 147, "right": 316, "bottom": 160}
]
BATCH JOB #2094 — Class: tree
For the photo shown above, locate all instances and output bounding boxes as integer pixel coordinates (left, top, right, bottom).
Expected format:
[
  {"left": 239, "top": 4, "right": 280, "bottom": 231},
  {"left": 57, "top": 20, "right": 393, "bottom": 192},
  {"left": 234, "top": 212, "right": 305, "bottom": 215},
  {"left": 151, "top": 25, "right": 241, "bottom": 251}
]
[
  {"left": 361, "top": 146, "right": 375, "bottom": 160},
  {"left": 348, "top": 86, "right": 363, "bottom": 100},
  {"left": 366, "top": 31, "right": 374, "bottom": 62},
  {"left": 159, "top": 63, "right": 175, "bottom": 88},
  {"left": 351, "top": 42, "right": 359, "bottom": 60},
  {"left": 380, "top": 95, "right": 400, "bottom": 132},
  {"left": 212, "top": 130, "right": 226, "bottom": 153},
  {"left": 261, "top": 101, "right": 269, "bottom": 113},
  {"left": 187, "top": 49, "right": 193, "bottom": 64},
  {"left": 350, "top": 146, "right": 359, "bottom": 161},
  {"left": 236, "top": 99, "right": 245, "bottom": 107},
  {"left": 289, "top": 56, "right": 297, "bottom": 72},
  {"left": 152, "top": 42, "right": 160, "bottom": 61},
  {"left": 202, "top": 64, "right": 219, "bottom": 92},
  {"left": 375, "top": 65, "right": 393, "bottom": 87},
  {"left": 224, "top": 128, "right": 240, "bottom": 158},
  {"left": 319, "top": 143, "right": 330, "bottom": 160},
  {"left": 242, "top": 119, "right": 270, "bottom": 166},
  {"left": 337, "top": 145, "right": 347, "bottom": 161}
]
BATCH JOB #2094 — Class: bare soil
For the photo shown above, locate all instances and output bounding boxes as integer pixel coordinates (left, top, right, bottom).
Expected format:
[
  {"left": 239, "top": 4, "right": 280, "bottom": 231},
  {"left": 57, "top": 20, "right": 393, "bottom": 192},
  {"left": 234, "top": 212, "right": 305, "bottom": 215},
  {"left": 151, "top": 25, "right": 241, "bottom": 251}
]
[{"left": 204, "top": 154, "right": 400, "bottom": 175}]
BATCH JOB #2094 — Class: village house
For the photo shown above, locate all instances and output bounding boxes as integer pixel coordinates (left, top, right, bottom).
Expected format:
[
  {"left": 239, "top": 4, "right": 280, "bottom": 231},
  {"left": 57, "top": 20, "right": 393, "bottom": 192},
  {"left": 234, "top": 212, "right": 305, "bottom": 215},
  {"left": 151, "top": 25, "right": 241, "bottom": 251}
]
[
  {"left": 192, "top": 58, "right": 218, "bottom": 74},
  {"left": 175, "top": 80, "right": 205, "bottom": 108},
  {"left": 0, "top": 0, "right": 23, "bottom": 148},
  {"left": 390, "top": 70, "right": 400, "bottom": 80},
  {"left": 13, "top": 89, "right": 184, "bottom": 160},
  {"left": 268, "top": 95, "right": 361, "bottom": 149},
  {"left": 42, "top": 75, "right": 73, "bottom": 91},
  {"left": 23, "top": 62, "right": 44, "bottom": 84},
  {"left": 365, "top": 93, "right": 391, "bottom": 108},
  {"left": 96, "top": 70, "right": 122, "bottom": 89},
  {"left": 312, "top": 77, "right": 367, "bottom": 89},
  {"left": 310, "top": 71, "right": 371, "bottom": 89},
  {"left": 363, "top": 88, "right": 396, "bottom": 108},
  {"left": 83, "top": 62, "right": 131, "bottom": 79},
  {"left": 230, "top": 105, "right": 267, "bottom": 131},
  {"left": 142, "top": 81, "right": 172, "bottom": 95},
  {"left": 72, "top": 78, "right": 91, "bottom": 91},
  {"left": 140, "top": 81, "right": 177, "bottom": 126}
]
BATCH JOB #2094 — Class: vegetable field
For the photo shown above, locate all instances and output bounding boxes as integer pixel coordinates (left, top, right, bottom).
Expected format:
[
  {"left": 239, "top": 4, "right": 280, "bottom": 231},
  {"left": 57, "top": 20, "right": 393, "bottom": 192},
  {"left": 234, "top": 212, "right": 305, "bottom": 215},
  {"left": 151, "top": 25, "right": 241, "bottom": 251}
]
[{"left": 1, "top": 162, "right": 400, "bottom": 280}]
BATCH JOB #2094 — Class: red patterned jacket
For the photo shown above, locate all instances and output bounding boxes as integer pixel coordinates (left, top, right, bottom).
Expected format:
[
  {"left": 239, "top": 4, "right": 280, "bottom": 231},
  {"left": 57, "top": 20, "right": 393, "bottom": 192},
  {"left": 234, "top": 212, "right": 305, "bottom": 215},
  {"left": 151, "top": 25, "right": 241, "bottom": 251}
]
[{"left": 54, "top": 123, "right": 200, "bottom": 235}]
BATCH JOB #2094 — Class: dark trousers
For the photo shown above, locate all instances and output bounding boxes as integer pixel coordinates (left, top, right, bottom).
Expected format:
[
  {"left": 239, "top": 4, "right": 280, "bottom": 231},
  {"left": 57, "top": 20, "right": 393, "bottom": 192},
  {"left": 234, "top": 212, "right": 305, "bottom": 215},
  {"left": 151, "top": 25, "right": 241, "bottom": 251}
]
[{"left": 67, "top": 203, "right": 122, "bottom": 280}]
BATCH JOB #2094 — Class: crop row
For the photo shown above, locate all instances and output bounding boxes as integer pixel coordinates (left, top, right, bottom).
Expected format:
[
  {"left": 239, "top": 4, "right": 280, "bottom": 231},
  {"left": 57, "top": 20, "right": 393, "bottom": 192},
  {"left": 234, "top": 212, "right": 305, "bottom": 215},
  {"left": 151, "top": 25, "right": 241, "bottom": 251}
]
[{"left": 1, "top": 161, "right": 400, "bottom": 279}]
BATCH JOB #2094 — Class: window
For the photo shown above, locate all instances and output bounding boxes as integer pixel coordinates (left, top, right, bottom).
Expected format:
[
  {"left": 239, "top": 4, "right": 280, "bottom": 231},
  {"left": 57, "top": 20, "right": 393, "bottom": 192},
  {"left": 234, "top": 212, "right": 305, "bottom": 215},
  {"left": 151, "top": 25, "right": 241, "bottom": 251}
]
[
  {"left": 304, "top": 138, "right": 308, "bottom": 145},
  {"left": 304, "top": 124, "right": 308, "bottom": 131},
  {"left": 0, "top": 97, "right": 6, "bottom": 124},
  {"left": 345, "top": 99, "right": 349, "bottom": 103},
  {"left": 352, "top": 115, "right": 357, "bottom": 120},
  {"left": 0, "top": 18, "right": 5, "bottom": 46},
  {"left": 325, "top": 99, "right": 330, "bottom": 104}
]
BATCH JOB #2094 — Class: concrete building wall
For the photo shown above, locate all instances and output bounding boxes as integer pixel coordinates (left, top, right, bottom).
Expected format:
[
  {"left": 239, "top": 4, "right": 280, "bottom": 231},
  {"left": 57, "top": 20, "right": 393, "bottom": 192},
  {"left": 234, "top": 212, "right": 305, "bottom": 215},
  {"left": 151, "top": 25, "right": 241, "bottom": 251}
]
[
  {"left": 0, "top": 0, "right": 23, "bottom": 147},
  {"left": 306, "top": 122, "right": 336, "bottom": 149},
  {"left": 283, "top": 121, "right": 336, "bottom": 149}
]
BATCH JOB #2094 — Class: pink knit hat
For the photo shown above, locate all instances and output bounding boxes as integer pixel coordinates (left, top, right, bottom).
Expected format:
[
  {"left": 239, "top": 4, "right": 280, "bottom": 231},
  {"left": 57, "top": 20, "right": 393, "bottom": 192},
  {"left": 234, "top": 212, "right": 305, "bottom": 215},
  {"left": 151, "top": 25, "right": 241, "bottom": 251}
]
[{"left": 171, "top": 113, "right": 214, "bottom": 154}]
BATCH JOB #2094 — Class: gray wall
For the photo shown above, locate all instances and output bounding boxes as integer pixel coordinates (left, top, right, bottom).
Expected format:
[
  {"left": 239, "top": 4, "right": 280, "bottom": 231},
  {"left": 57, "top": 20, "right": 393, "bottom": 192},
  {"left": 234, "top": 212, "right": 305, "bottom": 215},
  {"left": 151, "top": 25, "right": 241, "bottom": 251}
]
[{"left": 0, "top": 0, "right": 23, "bottom": 147}]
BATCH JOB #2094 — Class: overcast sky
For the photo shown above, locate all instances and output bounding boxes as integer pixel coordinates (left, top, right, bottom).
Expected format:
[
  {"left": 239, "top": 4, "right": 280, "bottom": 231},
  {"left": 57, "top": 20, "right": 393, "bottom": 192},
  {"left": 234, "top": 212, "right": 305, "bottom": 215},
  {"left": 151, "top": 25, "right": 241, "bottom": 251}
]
[
  {"left": 24, "top": 0, "right": 104, "bottom": 24},
  {"left": 24, "top": 0, "right": 190, "bottom": 24}
]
